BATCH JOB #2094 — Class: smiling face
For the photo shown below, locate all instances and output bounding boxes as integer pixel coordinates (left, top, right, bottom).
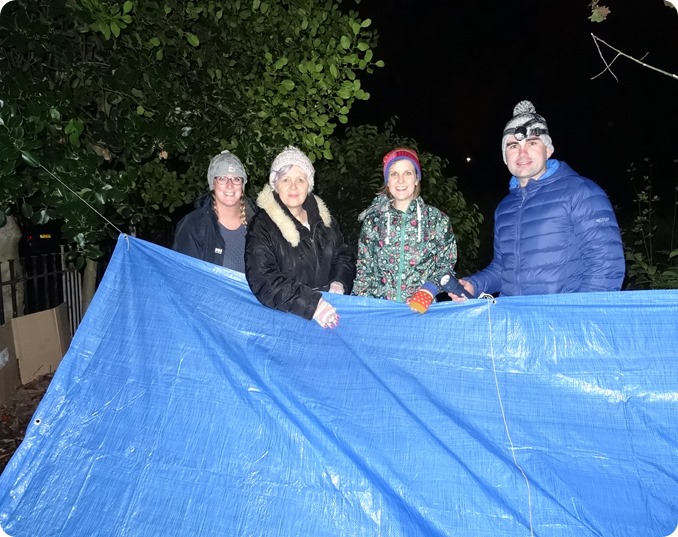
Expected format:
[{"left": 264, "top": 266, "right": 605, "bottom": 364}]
[
  {"left": 504, "top": 135, "right": 554, "bottom": 187},
  {"left": 386, "top": 159, "right": 419, "bottom": 211},
  {"left": 213, "top": 175, "right": 244, "bottom": 210},
  {"left": 275, "top": 165, "right": 309, "bottom": 212}
]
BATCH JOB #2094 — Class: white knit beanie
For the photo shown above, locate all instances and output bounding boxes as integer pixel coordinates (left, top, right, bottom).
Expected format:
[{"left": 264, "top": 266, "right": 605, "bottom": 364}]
[
  {"left": 269, "top": 146, "right": 315, "bottom": 193},
  {"left": 501, "top": 100, "right": 554, "bottom": 164}
]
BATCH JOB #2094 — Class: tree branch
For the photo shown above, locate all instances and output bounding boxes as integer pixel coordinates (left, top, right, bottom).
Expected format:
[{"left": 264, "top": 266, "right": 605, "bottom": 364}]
[{"left": 591, "top": 33, "right": 678, "bottom": 82}]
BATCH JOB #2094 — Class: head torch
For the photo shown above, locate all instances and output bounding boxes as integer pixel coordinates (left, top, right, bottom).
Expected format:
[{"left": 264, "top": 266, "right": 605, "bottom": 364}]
[{"left": 504, "top": 120, "right": 549, "bottom": 141}]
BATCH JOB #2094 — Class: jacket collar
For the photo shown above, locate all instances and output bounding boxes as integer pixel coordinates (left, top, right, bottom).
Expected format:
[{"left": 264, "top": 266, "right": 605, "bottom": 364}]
[
  {"left": 509, "top": 159, "right": 562, "bottom": 191},
  {"left": 256, "top": 185, "right": 332, "bottom": 247}
]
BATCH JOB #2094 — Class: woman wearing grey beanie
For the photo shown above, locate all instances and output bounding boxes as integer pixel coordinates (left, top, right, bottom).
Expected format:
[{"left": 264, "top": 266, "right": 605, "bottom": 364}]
[{"left": 173, "top": 150, "right": 255, "bottom": 273}]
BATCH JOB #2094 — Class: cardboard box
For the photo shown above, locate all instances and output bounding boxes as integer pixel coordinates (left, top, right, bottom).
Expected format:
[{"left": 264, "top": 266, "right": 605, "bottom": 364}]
[
  {"left": 0, "top": 321, "right": 21, "bottom": 402},
  {"left": 11, "top": 302, "right": 72, "bottom": 385}
]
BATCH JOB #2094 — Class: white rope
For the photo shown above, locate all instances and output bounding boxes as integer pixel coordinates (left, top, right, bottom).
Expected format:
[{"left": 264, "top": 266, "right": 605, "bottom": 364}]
[
  {"left": 38, "top": 163, "right": 124, "bottom": 236},
  {"left": 483, "top": 295, "right": 534, "bottom": 536}
]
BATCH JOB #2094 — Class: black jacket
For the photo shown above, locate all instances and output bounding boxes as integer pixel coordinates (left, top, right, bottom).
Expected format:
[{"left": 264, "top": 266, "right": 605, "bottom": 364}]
[
  {"left": 245, "top": 185, "right": 355, "bottom": 320},
  {"left": 172, "top": 192, "right": 256, "bottom": 269}
]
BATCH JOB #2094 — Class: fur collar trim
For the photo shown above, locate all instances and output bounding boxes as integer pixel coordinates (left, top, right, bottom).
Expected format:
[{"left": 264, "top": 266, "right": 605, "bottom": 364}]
[{"left": 256, "top": 185, "right": 332, "bottom": 247}]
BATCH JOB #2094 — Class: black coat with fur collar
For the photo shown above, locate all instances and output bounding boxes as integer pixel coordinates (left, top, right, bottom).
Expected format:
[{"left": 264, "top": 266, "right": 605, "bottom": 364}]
[{"left": 245, "top": 185, "right": 355, "bottom": 320}]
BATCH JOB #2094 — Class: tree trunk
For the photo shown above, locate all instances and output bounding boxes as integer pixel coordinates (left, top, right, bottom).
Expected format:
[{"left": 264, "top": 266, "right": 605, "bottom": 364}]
[
  {"left": 81, "top": 258, "right": 98, "bottom": 315},
  {"left": 0, "top": 216, "right": 24, "bottom": 323}
]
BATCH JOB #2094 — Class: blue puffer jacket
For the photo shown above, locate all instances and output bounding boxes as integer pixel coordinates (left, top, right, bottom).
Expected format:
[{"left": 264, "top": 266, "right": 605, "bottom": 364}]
[{"left": 468, "top": 160, "right": 625, "bottom": 296}]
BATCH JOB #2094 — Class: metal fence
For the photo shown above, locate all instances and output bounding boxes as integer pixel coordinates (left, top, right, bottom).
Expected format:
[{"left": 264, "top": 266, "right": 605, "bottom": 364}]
[{"left": 0, "top": 247, "right": 83, "bottom": 337}]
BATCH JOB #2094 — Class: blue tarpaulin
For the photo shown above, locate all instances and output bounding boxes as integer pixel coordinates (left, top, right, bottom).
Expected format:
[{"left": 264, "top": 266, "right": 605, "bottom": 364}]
[{"left": 0, "top": 234, "right": 677, "bottom": 537}]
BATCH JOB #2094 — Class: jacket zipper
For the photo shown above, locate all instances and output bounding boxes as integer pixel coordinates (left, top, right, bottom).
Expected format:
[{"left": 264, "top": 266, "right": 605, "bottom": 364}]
[{"left": 396, "top": 214, "right": 407, "bottom": 301}]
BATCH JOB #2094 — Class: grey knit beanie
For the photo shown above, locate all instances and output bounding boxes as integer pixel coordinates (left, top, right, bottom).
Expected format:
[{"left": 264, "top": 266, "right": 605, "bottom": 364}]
[
  {"left": 207, "top": 150, "right": 247, "bottom": 190},
  {"left": 501, "top": 100, "right": 554, "bottom": 164},
  {"left": 269, "top": 146, "right": 315, "bottom": 194}
]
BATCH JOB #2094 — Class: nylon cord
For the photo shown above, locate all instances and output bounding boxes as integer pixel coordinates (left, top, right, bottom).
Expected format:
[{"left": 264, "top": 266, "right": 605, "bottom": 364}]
[
  {"left": 38, "top": 163, "right": 124, "bottom": 236},
  {"left": 481, "top": 293, "right": 534, "bottom": 537}
]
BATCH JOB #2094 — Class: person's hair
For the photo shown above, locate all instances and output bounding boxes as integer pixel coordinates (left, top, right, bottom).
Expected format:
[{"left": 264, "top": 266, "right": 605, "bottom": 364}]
[
  {"left": 212, "top": 192, "right": 248, "bottom": 227},
  {"left": 239, "top": 198, "right": 248, "bottom": 227},
  {"left": 379, "top": 180, "right": 421, "bottom": 200},
  {"left": 270, "top": 164, "right": 292, "bottom": 190}
]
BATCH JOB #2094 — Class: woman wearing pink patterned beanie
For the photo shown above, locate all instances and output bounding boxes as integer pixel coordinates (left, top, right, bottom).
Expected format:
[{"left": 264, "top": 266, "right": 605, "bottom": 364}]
[
  {"left": 352, "top": 147, "right": 458, "bottom": 304},
  {"left": 244, "top": 146, "right": 355, "bottom": 329}
]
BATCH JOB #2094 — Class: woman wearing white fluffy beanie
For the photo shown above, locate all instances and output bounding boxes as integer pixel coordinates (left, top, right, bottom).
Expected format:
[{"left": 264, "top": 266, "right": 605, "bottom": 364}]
[{"left": 245, "top": 146, "right": 355, "bottom": 329}]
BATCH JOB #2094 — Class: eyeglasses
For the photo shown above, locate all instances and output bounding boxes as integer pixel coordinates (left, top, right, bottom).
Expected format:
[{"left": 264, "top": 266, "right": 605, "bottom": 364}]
[{"left": 214, "top": 176, "right": 244, "bottom": 186}]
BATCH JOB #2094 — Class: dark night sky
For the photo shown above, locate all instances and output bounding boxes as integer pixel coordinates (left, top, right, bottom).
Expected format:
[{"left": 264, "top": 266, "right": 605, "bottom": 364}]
[{"left": 347, "top": 0, "right": 678, "bottom": 258}]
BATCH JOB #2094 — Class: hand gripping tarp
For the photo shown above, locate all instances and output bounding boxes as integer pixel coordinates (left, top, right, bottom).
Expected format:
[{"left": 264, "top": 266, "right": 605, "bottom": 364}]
[{"left": 0, "top": 235, "right": 677, "bottom": 537}]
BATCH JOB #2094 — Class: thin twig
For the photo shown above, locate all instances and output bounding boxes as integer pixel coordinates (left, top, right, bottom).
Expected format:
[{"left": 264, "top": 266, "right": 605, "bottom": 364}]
[
  {"left": 591, "top": 33, "right": 678, "bottom": 82},
  {"left": 591, "top": 34, "right": 619, "bottom": 82}
]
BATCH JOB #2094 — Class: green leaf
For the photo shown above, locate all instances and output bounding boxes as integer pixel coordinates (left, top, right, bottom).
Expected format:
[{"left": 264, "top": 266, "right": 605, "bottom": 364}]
[
  {"left": 110, "top": 22, "right": 121, "bottom": 38},
  {"left": 186, "top": 33, "right": 200, "bottom": 47},
  {"left": 20, "top": 202, "right": 34, "bottom": 218},
  {"left": 273, "top": 58, "right": 288, "bottom": 70},
  {"left": 35, "top": 209, "right": 50, "bottom": 225},
  {"left": 123, "top": 1, "right": 133, "bottom": 14},
  {"left": 150, "top": 37, "right": 160, "bottom": 47},
  {"left": 21, "top": 150, "right": 40, "bottom": 168},
  {"left": 118, "top": 206, "right": 133, "bottom": 219},
  {"left": 0, "top": 159, "right": 14, "bottom": 176},
  {"left": 340, "top": 36, "right": 350, "bottom": 49},
  {"left": 136, "top": 105, "right": 145, "bottom": 115},
  {"left": 0, "top": 141, "right": 19, "bottom": 161},
  {"left": 73, "top": 233, "right": 86, "bottom": 247},
  {"left": 337, "top": 87, "right": 351, "bottom": 99},
  {"left": 69, "top": 133, "right": 81, "bottom": 147}
]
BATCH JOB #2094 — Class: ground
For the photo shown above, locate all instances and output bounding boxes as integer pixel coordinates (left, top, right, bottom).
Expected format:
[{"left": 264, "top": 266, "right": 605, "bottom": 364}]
[{"left": 0, "top": 373, "right": 53, "bottom": 475}]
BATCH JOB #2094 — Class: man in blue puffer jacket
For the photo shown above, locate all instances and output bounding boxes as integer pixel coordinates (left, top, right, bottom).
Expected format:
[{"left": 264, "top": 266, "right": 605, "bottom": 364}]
[{"left": 451, "top": 100, "right": 625, "bottom": 298}]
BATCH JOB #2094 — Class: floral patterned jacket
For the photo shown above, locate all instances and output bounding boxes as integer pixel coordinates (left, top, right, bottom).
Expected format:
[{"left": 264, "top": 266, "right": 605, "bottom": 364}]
[{"left": 352, "top": 194, "right": 458, "bottom": 302}]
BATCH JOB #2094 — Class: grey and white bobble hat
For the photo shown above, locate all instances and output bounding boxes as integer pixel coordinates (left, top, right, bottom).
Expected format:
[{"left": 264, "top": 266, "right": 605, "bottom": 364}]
[
  {"left": 269, "top": 146, "right": 315, "bottom": 194},
  {"left": 501, "top": 100, "right": 554, "bottom": 164},
  {"left": 207, "top": 150, "right": 247, "bottom": 190}
]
